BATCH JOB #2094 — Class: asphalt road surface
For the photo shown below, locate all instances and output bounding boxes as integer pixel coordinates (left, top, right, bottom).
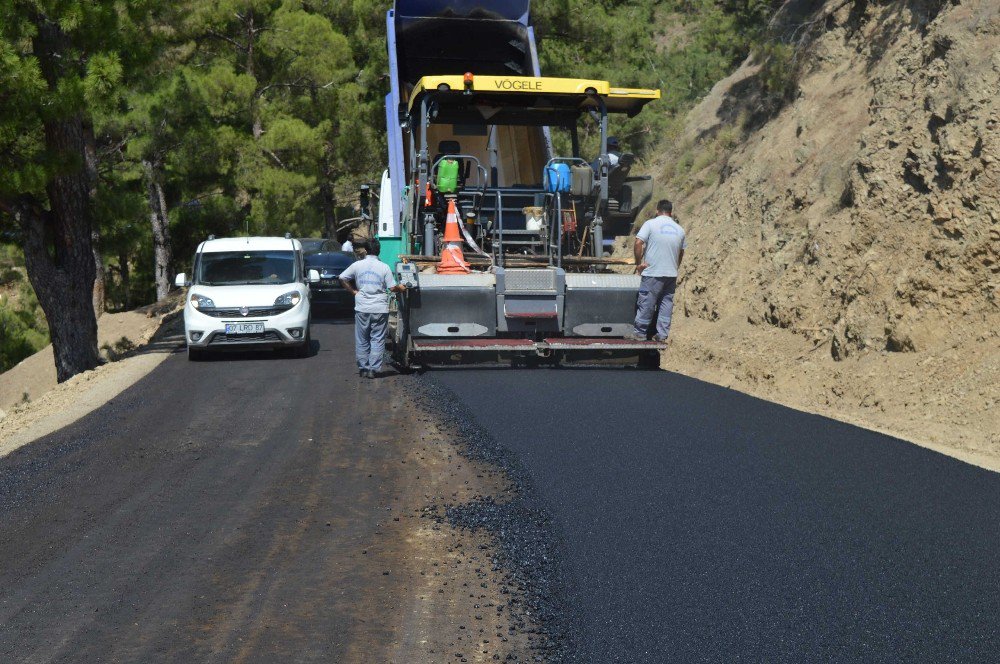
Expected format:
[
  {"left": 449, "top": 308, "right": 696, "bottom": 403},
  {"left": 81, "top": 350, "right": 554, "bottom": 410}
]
[
  {"left": 431, "top": 368, "right": 1000, "bottom": 662},
  {"left": 0, "top": 318, "right": 534, "bottom": 663},
  {"left": 4, "top": 317, "right": 999, "bottom": 663}
]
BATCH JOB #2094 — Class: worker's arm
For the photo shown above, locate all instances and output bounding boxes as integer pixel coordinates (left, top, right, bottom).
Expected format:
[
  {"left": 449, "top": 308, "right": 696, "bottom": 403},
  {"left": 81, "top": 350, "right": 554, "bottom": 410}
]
[
  {"left": 634, "top": 238, "right": 648, "bottom": 275},
  {"left": 677, "top": 248, "right": 684, "bottom": 269},
  {"left": 339, "top": 262, "right": 359, "bottom": 295},
  {"left": 339, "top": 277, "right": 357, "bottom": 295},
  {"left": 387, "top": 271, "right": 406, "bottom": 294}
]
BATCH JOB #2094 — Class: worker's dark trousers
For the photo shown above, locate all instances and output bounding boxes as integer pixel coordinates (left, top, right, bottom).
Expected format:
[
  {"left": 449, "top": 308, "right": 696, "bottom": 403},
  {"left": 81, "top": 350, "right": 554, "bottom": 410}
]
[
  {"left": 634, "top": 276, "right": 677, "bottom": 339},
  {"left": 355, "top": 312, "right": 389, "bottom": 372}
]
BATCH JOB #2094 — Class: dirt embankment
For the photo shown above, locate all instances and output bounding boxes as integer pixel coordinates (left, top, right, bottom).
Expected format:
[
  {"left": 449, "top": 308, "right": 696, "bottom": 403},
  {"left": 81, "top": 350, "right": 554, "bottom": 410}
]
[{"left": 644, "top": 0, "right": 999, "bottom": 461}]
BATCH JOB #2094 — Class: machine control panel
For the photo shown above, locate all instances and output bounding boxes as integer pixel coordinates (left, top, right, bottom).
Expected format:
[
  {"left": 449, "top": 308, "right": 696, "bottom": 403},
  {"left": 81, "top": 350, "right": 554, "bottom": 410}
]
[{"left": 396, "top": 262, "right": 419, "bottom": 289}]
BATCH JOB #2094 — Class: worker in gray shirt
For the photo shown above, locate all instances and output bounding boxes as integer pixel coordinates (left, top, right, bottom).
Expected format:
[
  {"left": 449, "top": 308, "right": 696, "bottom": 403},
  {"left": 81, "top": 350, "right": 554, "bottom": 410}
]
[
  {"left": 627, "top": 199, "right": 686, "bottom": 342},
  {"left": 339, "top": 238, "right": 406, "bottom": 378}
]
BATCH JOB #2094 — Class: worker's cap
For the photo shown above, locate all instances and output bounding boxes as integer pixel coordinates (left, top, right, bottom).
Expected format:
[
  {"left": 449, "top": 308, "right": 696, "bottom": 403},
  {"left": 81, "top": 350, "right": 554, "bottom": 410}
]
[{"left": 607, "top": 136, "right": 621, "bottom": 149}]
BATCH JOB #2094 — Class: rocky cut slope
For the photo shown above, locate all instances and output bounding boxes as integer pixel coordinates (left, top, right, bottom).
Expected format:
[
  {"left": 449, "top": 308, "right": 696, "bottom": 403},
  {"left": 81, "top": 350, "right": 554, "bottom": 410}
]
[{"left": 649, "top": 0, "right": 999, "bottom": 461}]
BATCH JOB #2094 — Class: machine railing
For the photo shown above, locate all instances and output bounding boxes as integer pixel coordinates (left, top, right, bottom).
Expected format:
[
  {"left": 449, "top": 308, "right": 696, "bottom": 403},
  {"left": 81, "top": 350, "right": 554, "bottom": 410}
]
[{"left": 544, "top": 157, "right": 592, "bottom": 268}]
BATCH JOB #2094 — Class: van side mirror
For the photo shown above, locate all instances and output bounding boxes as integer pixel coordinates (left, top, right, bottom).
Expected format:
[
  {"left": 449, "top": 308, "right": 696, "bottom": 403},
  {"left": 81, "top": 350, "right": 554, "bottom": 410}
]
[
  {"left": 307, "top": 269, "right": 320, "bottom": 284},
  {"left": 174, "top": 273, "right": 189, "bottom": 288}
]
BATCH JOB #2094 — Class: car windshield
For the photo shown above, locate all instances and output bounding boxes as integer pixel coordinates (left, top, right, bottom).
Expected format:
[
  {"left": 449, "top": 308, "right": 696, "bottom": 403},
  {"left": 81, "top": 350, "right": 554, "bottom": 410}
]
[{"left": 198, "top": 251, "right": 296, "bottom": 286}]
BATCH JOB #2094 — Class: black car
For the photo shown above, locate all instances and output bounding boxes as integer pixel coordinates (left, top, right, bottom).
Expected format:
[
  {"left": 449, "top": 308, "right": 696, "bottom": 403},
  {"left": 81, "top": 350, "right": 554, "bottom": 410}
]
[
  {"left": 298, "top": 238, "right": 342, "bottom": 253},
  {"left": 305, "top": 250, "right": 356, "bottom": 309}
]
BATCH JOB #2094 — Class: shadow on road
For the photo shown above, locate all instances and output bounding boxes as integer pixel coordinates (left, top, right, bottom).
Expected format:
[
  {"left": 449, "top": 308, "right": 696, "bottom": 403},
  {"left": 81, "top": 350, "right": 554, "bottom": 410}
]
[{"left": 311, "top": 306, "right": 354, "bottom": 323}]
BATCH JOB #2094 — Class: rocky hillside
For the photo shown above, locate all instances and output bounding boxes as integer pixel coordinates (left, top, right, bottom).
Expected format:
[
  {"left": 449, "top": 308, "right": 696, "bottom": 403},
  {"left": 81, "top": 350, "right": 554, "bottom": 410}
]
[{"left": 646, "top": 0, "right": 999, "bottom": 460}]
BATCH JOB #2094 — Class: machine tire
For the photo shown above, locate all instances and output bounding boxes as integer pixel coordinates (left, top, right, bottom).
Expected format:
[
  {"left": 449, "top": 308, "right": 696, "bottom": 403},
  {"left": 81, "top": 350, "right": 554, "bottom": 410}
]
[{"left": 187, "top": 346, "right": 207, "bottom": 362}]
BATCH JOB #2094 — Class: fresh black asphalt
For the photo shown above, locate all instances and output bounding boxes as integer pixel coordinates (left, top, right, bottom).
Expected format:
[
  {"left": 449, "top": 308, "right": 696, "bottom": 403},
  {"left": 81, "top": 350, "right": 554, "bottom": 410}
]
[{"left": 429, "top": 368, "right": 1000, "bottom": 662}]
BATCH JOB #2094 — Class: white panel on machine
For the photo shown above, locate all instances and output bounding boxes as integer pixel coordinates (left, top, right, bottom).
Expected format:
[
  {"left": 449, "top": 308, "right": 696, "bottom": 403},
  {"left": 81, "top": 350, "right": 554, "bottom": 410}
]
[
  {"left": 565, "top": 274, "right": 641, "bottom": 289},
  {"left": 378, "top": 169, "right": 396, "bottom": 236},
  {"left": 417, "top": 273, "right": 496, "bottom": 288}
]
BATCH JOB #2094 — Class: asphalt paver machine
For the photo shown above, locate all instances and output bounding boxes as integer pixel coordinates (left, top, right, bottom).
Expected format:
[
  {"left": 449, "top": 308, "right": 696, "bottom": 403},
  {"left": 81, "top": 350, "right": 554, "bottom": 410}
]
[{"left": 378, "top": 1, "right": 665, "bottom": 367}]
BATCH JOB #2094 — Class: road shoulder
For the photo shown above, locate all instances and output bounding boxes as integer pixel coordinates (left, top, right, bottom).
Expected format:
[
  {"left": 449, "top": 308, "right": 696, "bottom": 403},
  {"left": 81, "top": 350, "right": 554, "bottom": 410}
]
[
  {"left": 0, "top": 304, "right": 184, "bottom": 459},
  {"left": 663, "top": 316, "right": 1000, "bottom": 473}
]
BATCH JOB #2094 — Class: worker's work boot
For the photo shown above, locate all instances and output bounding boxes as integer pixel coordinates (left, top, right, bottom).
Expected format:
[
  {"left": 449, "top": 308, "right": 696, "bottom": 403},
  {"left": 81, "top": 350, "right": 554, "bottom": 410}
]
[
  {"left": 623, "top": 332, "right": 645, "bottom": 341},
  {"left": 654, "top": 335, "right": 668, "bottom": 343}
]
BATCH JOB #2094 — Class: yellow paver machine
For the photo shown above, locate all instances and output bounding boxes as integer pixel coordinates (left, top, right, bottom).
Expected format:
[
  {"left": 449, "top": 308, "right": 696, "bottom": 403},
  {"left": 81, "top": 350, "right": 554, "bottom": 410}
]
[{"left": 377, "top": 1, "right": 664, "bottom": 368}]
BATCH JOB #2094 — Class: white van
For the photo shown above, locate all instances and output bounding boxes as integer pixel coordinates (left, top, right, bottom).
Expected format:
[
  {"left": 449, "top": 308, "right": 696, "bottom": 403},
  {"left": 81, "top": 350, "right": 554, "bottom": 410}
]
[{"left": 175, "top": 236, "right": 319, "bottom": 360}]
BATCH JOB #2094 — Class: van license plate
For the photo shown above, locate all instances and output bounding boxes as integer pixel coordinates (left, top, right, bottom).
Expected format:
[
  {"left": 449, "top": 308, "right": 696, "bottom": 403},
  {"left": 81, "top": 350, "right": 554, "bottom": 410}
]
[{"left": 225, "top": 322, "right": 265, "bottom": 335}]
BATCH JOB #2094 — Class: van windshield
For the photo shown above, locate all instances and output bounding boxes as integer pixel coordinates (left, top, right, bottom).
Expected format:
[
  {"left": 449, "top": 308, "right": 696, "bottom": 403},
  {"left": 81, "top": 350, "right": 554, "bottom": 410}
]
[{"left": 197, "top": 251, "right": 296, "bottom": 286}]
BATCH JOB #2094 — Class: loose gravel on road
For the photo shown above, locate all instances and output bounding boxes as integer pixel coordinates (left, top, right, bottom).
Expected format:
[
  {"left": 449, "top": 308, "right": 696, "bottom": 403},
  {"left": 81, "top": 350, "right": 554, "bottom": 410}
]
[{"left": 0, "top": 319, "right": 537, "bottom": 662}]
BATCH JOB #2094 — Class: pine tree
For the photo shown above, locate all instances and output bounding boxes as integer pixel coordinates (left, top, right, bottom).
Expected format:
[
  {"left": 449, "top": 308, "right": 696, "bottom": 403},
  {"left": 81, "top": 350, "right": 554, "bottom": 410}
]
[{"left": 0, "top": 1, "right": 150, "bottom": 381}]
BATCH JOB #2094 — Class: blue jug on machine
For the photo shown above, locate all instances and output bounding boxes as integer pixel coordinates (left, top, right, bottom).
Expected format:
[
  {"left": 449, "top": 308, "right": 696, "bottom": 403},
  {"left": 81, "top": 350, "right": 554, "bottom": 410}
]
[{"left": 544, "top": 163, "right": 572, "bottom": 193}]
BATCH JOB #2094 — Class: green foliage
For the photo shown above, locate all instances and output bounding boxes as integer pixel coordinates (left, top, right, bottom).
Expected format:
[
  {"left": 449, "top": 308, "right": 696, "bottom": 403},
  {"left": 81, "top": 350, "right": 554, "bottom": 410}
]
[
  {"left": 0, "top": 244, "right": 25, "bottom": 268},
  {"left": 3, "top": 0, "right": 781, "bottom": 321},
  {"left": 0, "top": 0, "right": 156, "bottom": 200},
  {"left": 533, "top": 0, "right": 780, "bottom": 158},
  {"left": 81, "top": 0, "right": 392, "bottom": 307},
  {"left": 0, "top": 307, "right": 47, "bottom": 373},
  {"left": 0, "top": 268, "right": 22, "bottom": 285},
  {"left": 83, "top": 52, "right": 125, "bottom": 111},
  {"left": 755, "top": 41, "right": 798, "bottom": 103},
  {"left": 0, "top": 246, "right": 49, "bottom": 373}
]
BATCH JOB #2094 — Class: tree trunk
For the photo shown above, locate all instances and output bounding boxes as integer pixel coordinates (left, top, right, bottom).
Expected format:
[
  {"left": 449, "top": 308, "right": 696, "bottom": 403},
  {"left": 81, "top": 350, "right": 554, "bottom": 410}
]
[
  {"left": 16, "top": 118, "right": 101, "bottom": 382},
  {"left": 83, "top": 120, "right": 105, "bottom": 316},
  {"left": 154, "top": 178, "right": 173, "bottom": 300},
  {"left": 119, "top": 252, "right": 132, "bottom": 311},
  {"left": 320, "top": 177, "right": 337, "bottom": 239},
  {"left": 91, "top": 230, "right": 106, "bottom": 316},
  {"left": 246, "top": 13, "right": 263, "bottom": 140},
  {"left": 14, "top": 20, "right": 101, "bottom": 382},
  {"left": 143, "top": 159, "right": 173, "bottom": 301}
]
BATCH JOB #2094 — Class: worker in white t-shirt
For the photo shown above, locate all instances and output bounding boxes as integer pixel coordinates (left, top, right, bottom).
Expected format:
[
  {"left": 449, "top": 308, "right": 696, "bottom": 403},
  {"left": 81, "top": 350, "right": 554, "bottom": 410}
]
[
  {"left": 591, "top": 136, "right": 623, "bottom": 174},
  {"left": 606, "top": 136, "right": 622, "bottom": 168},
  {"left": 339, "top": 238, "right": 406, "bottom": 378},
  {"left": 627, "top": 199, "right": 686, "bottom": 343}
]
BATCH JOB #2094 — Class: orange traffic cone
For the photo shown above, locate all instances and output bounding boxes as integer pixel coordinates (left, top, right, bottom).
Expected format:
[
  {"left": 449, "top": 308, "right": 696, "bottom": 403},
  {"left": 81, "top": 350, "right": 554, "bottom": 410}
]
[
  {"left": 437, "top": 199, "right": 470, "bottom": 274},
  {"left": 442, "top": 199, "right": 463, "bottom": 243}
]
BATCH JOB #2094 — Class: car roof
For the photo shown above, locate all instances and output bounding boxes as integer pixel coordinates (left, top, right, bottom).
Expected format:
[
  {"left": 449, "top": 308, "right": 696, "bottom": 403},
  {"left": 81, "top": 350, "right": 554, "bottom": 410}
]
[{"left": 198, "top": 237, "right": 300, "bottom": 253}]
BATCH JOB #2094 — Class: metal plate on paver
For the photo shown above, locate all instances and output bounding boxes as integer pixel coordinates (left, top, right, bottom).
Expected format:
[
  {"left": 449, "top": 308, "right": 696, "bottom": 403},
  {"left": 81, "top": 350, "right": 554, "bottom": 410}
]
[
  {"left": 504, "top": 269, "right": 556, "bottom": 291},
  {"left": 418, "top": 273, "right": 495, "bottom": 288},
  {"left": 565, "top": 274, "right": 641, "bottom": 289}
]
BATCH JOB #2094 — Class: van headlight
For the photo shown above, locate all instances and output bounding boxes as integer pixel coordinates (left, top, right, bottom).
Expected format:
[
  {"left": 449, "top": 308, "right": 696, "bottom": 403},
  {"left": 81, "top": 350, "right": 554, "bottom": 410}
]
[
  {"left": 190, "top": 294, "right": 215, "bottom": 309},
  {"left": 274, "top": 291, "right": 302, "bottom": 307}
]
